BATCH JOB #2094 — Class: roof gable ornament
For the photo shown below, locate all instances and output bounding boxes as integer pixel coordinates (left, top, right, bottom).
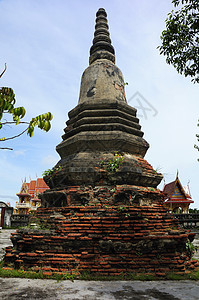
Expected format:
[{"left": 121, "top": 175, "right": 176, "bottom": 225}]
[{"left": 20, "top": 182, "right": 29, "bottom": 194}]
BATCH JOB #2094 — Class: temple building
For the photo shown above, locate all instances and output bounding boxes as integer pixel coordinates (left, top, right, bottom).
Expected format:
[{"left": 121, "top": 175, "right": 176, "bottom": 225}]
[
  {"left": 163, "top": 175, "right": 194, "bottom": 214},
  {"left": 15, "top": 178, "right": 49, "bottom": 214}
]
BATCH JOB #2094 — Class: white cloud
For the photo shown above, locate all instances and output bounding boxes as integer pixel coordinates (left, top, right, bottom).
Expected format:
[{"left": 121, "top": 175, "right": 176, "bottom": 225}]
[
  {"left": 13, "top": 150, "right": 26, "bottom": 156},
  {"left": 42, "top": 155, "right": 58, "bottom": 167}
]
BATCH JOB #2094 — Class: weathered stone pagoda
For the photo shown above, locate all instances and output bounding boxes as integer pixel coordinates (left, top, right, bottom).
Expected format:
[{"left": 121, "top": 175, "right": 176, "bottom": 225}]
[{"left": 4, "top": 8, "right": 198, "bottom": 277}]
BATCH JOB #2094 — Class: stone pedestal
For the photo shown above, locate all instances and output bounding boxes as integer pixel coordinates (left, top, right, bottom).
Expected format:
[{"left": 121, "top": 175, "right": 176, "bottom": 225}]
[{"left": 4, "top": 186, "right": 198, "bottom": 277}]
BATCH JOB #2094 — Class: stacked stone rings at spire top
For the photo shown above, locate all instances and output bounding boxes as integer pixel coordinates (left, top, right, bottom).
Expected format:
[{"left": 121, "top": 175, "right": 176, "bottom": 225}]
[
  {"left": 96, "top": 17, "right": 108, "bottom": 27},
  {"left": 93, "top": 35, "right": 112, "bottom": 45},
  {"left": 96, "top": 13, "right": 108, "bottom": 21},
  {"left": 94, "top": 28, "right": 110, "bottom": 37},
  {"left": 95, "top": 15, "right": 109, "bottom": 31},
  {"left": 96, "top": 7, "right": 107, "bottom": 17},
  {"left": 89, "top": 8, "right": 115, "bottom": 64},
  {"left": 90, "top": 42, "right": 115, "bottom": 56}
]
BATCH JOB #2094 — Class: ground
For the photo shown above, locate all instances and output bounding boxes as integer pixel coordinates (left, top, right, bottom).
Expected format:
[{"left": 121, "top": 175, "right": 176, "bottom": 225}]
[{"left": 1, "top": 278, "right": 199, "bottom": 299}]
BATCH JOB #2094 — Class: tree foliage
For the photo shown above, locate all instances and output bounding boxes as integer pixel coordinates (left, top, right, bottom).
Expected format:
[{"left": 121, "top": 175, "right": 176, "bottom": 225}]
[
  {"left": 194, "top": 120, "right": 199, "bottom": 159},
  {"left": 158, "top": 0, "right": 199, "bottom": 83},
  {"left": 0, "top": 64, "right": 53, "bottom": 150}
]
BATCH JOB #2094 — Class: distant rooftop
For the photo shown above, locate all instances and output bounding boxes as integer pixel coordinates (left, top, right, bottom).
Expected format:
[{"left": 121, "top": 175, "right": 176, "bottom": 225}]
[{"left": 17, "top": 178, "right": 49, "bottom": 199}]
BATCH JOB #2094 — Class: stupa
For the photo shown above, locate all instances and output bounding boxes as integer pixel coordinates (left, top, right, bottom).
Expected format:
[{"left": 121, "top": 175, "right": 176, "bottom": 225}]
[
  {"left": 4, "top": 8, "right": 198, "bottom": 277},
  {"left": 40, "top": 7, "right": 162, "bottom": 206}
]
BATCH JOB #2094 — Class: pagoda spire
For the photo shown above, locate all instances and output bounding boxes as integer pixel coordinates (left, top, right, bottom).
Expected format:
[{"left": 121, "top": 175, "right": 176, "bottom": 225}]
[
  {"left": 89, "top": 8, "right": 115, "bottom": 65},
  {"left": 52, "top": 7, "right": 161, "bottom": 189}
]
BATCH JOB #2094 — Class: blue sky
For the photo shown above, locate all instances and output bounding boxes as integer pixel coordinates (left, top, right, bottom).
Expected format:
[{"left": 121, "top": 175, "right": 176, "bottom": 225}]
[{"left": 0, "top": 0, "right": 198, "bottom": 208}]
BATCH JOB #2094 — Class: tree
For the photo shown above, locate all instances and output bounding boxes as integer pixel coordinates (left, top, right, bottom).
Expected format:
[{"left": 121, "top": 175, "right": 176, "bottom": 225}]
[
  {"left": 159, "top": 1, "right": 199, "bottom": 159},
  {"left": 194, "top": 120, "right": 199, "bottom": 159},
  {"left": 158, "top": 0, "right": 199, "bottom": 83},
  {"left": 0, "top": 64, "right": 53, "bottom": 150}
]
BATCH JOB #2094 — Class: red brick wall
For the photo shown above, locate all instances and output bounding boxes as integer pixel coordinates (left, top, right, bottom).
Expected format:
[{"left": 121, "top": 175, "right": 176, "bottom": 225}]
[{"left": 4, "top": 185, "right": 199, "bottom": 276}]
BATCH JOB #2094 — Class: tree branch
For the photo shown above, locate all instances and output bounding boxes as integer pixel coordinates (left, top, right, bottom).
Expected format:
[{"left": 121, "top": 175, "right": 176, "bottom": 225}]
[
  {"left": 0, "top": 147, "right": 13, "bottom": 150},
  {"left": 0, "top": 121, "right": 29, "bottom": 125},
  {"left": 0, "top": 63, "right": 7, "bottom": 78},
  {"left": 0, "top": 127, "right": 28, "bottom": 141}
]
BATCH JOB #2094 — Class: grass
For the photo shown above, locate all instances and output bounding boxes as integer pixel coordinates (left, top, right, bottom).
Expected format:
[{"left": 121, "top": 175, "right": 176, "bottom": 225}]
[
  {"left": 166, "top": 272, "right": 199, "bottom": 280},
  {"left": 2, "top": 226, "right": 17, "bottom": 230},
  {"left": 1, "top": 260, "right": 199, "bottom": 281},
  {"left": 0, "top": 267, "right": 77, "bottom": 281},
  {"left": 0, "top": 260, "right": 77, "bottom": 281},
  {"left": 78, "top": 271, "right": 157, "bottom": 281},
  {"left": 78, "top": 270, "right": 199, "bottom": 281}
]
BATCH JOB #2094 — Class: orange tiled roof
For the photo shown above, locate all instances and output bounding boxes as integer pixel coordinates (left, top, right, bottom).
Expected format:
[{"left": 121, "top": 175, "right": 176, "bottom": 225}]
[
  {"left": 163, "top": 180, "right": 176, "bottom": 198},
  {"left": 29, "top": 180, "right": 36, "bottom": 197},
  {"left": 29, "top": 180, "right": 36, "bottom": 190},
  {"left": 36, "top": 178, "right": 49, "bottom": 189},
  {"left": 19, "top": 178, "right": 49, "bottom": 199},
  {"left": 163, "top": 175, "right": 193, "bottom": 204},
  {"left": 34, "top": 178, "right": 49, "bottom": 196}
]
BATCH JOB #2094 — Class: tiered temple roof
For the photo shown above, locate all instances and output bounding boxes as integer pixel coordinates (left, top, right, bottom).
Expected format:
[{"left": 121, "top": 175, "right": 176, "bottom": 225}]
[
  {"left": 16, "top": 178, "right": 49, "bottom": 213},
  {"left": 163, "top": 175, "right": 194, "bottom": 213},
  {"left": 28, "top": 178, "right": 49, "bottom": 198}
]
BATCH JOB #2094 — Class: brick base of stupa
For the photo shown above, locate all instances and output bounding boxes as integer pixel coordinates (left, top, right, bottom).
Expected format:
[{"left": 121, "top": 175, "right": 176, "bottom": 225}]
[{"left": 4, "top": 185, "right": 199, "bottom": 277}]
